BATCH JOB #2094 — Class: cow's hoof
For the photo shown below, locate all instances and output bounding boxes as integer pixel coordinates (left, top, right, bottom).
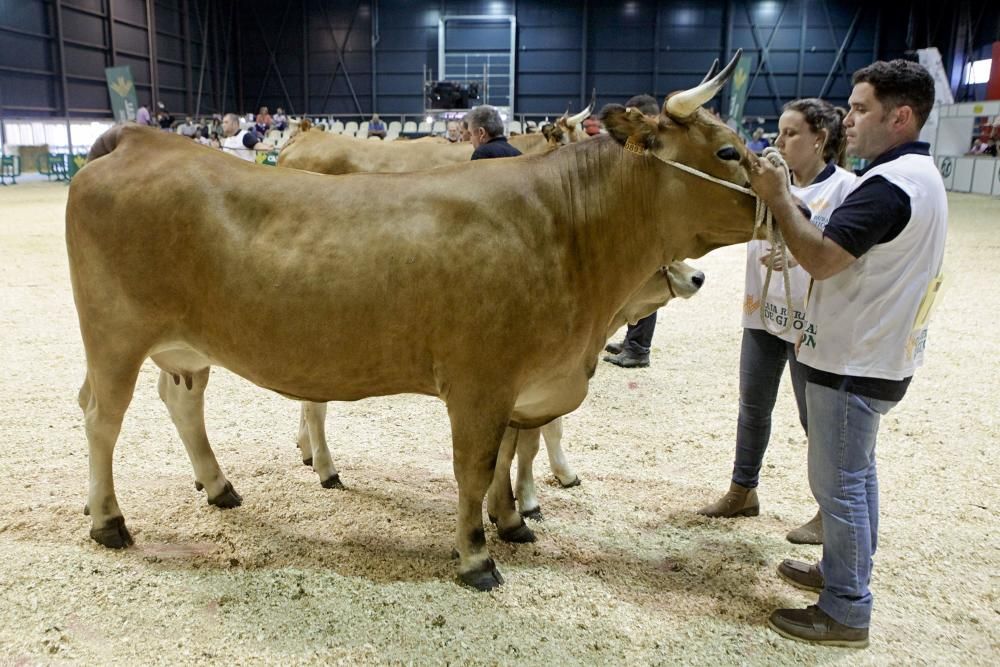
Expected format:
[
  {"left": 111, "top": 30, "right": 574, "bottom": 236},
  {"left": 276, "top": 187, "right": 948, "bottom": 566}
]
[
  {"left": 498, "top": 521, "right": 536, "bottom": 543},
  {"left": 90, "top": 516, "right": 133, "bottom": 549},
  {"left": 458, "top": 558, "right": 504, "bottom": 591},
  {"left": 487, "top": 513, "right": 497, "bottom": 525},
  {"left": 208, "top": 482, "right": 243, "bottom": 508},
  {"left": 520, "top": 506, "right": 544, "bottom": 521},
  {"left": 83, "top": 503, "right": 90, "bottom": 516},
  {"left": 450, "top": 548, "right": 460, "bottom": 560},
  {"left": 320, "top": 474, "right": 344, "bottom": 490},
  {"left": 194, "top": 481, "right": 204, "bottom": 491},
  {"left": 558, "top": 476, "right": 581, "bottom": 489},
  {"left": 302, "top": 457, "right": 313, "bottom": 467}
]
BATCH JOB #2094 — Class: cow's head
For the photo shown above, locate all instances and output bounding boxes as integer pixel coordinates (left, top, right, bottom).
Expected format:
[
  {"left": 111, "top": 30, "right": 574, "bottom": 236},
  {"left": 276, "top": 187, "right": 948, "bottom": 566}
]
[
  {"left": 619, "top": 261, "right": 705, "bottom": 326},
  {"left": 542, "top": 104, "right": 593, "bottom": 148},
  {"left": 600, "top": 50, "right": 760, "bottom": 257}
]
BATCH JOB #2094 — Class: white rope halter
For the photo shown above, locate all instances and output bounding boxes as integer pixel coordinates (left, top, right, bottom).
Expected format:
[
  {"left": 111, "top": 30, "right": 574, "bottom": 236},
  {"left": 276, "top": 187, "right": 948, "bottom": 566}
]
[{"left": 623, "top": 139, "right": 794, "bottom": 337}]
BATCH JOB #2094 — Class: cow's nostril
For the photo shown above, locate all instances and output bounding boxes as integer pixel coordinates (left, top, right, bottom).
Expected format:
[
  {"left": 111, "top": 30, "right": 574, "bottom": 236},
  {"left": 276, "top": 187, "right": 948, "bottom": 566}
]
[{"left": 692, "top": 272, "right": 705, "bottom": 287}]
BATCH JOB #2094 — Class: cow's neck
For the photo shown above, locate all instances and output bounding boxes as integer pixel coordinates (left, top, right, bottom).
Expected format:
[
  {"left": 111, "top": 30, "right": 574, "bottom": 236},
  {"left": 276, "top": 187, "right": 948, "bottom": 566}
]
[{"left": 541, "top": 137, "right": 685, "bottom": 322}]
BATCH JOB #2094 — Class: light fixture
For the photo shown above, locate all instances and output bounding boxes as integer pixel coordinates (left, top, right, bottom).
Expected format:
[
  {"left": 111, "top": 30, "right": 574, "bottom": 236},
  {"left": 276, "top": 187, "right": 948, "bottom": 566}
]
[{"left": 964, "top": 59, "right": 992, "bottom": 85}]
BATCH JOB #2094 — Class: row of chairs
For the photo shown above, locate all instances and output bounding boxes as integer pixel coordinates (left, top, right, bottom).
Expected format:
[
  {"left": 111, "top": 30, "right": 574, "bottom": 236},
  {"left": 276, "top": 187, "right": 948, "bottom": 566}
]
[{"left": 259, "top": 118, "right": 545, "bottom": 148}]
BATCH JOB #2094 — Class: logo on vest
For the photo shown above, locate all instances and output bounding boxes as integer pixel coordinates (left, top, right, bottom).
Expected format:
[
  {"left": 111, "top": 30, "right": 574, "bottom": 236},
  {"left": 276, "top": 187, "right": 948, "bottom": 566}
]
[
  {"left": 762, "top": 302, "right": 811, "bottom": 334},
  {"left": 906, "top": 328, "right": 928, "bottom": 361},
  {"left": 743, "top": 294, "right": 761, "bottom": 315}
]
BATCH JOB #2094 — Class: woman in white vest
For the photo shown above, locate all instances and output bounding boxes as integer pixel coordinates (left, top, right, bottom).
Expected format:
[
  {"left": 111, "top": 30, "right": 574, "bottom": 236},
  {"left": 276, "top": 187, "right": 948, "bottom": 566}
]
[
  {"left": 698, "top": 98, "right": 855, "bottom": 546},
  {"left": 749, "top": 60, "right": 945, "bottom": 648},
  {"left": 220, "top": 112, "right": 267, "bottom": 162}
]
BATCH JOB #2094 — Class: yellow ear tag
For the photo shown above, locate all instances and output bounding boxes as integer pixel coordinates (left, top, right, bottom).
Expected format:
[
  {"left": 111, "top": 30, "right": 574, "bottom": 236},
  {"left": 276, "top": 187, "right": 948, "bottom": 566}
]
[{"left": 623, "top": 138, "right": 645, "bottom": 155}]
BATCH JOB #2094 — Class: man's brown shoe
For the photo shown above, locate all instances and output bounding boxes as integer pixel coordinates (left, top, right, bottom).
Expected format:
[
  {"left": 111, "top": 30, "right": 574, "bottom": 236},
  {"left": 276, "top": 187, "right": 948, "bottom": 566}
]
[
  {"left": 696, "top": 481, "right": 759, "bottom": 518},
  {"left": 768, "top": 605, "right": 869, "bottom": 648},
  {"left": 777, "top": 559, "right": 824, "bottom": 593},
  {"left": 786, "top": 510, "right": 823, "bottom": 545}
]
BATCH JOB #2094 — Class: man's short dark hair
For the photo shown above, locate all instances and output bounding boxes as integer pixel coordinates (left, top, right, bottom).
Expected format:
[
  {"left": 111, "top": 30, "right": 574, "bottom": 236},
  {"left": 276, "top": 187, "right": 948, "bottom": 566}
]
[
  {"left": 625, "top": 94, "right": 660, "bottom": 116},
  {"left": 852, "top": 59, "right": 935, "bottom": 130},
  {"left": 465, "top": 105, "right": 504, "bottom": 138}
]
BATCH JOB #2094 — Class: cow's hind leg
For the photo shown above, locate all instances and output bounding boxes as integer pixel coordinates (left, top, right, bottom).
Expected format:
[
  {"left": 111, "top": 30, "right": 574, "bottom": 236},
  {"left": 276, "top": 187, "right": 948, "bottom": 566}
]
[
  {"left": 447, "top": 393, "right": 514, "bottom": 591},
  {"left": 541, "top": 417, "right": 580, "bottom": 487},
  {"left": 514, "top": 426, "right": 545, "bottom": 519},
  {"left": 299, "top": 402, "right": 342, "bottom": 489},
  {"left": 78, "top": 358, "right": 144, "bottom": 549},
  {"left": 154, "top": 366, "right": 241, "bottom": 508},
  {"left": 487, "top": 427, "right": 536, "bottom": 542}
]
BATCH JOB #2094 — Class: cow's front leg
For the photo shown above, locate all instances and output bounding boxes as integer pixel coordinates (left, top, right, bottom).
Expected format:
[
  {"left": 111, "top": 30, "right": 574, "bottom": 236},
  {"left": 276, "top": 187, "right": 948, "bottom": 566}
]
[
  {"left": 447, "top": 395, "right": 512, "bottom": 591},
  {"left": 156, "top": 368, "right": 241, "bottom": 508},
  {"left": 514, "top": 426, "right": 544, "bottom": 519},
  {"left": 487, "top": 427, "right": 536, "bottom": 542},
  {"left": 541, "top": 417, "right": 580, "bottom": 487},
  {"left": 299, "top": 402, "right": 342, "bottom": 489}
]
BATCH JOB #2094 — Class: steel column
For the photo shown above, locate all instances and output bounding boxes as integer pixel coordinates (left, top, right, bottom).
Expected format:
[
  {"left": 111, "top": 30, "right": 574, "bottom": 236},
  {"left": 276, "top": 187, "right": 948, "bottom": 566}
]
[
  {"left": 182, "top": 0, "right": 193, "bottom": 114},
  {"left": 579, "top": 0, "right": 588, "bottom": 109},
  {"left": 303, "top": 0, "right": 310, "bottom": 114},
  {"left": 107, "top": 0, "right": 118, "bottom": 67},
  {"left": 318, "top": 0, "right": 364, "bottom": 115},
  {"left": 146, "top": 0, "right": 159, "bottom": 104},
  {"left": 52, "top": 0, "right": 74, "bottom": 150},
  {"left": 796, "top": 0, "right": 808, "bottom": 99},
  {"left": 743, "top": 0, "right": 791, "bottom": 116}
]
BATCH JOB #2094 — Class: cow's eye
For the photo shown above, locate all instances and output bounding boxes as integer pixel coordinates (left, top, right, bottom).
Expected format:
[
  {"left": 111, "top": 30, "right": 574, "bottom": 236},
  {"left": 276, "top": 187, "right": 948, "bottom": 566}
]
[{"left": 716, "top": 146, "right": 740, "bottom": 161}]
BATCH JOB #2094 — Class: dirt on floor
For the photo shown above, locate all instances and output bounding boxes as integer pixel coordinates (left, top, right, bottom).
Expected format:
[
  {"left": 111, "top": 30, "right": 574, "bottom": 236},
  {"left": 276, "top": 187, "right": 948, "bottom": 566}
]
[{"left": 0, "top": 181, "right": 997, "bottom": 665}]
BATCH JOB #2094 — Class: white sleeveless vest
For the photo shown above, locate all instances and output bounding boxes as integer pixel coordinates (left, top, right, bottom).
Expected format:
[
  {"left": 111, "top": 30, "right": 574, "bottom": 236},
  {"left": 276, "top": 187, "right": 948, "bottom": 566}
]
[
  {"left": 742, "top": 166, "right": 856, "bottom": 343},
  {"left": 797, "top": 153, "right": 948, "bottom": 380},
  {"left": 222, "top": 130, "right": 256, "bottom": 162}
]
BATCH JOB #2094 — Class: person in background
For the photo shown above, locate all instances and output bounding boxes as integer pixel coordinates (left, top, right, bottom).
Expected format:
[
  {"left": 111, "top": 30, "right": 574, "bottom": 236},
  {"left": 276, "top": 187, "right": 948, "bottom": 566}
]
[
  {"left": 221, "top": 112, "right": 267, "bottom": 161},
  {"left": 750, "top": 59, "right": 946, "bottom": 649},
  {"left": 603, "top": 94, "right": 665, "bottom": 369},
  {"left": 446, "top": 120, "right": 463, "bottom": 143},
  {"left": 254, "top": 106, "right": 272, "bottom": 135},
  {"left": 136, "top": 102, "right": 153, "bottom": 127},
  {"left": 155, "top": 102, "right": 174, "bottom": 130},
  {"left": 698, "top": 98, "right": 856, "bottom": 549},
  {"left": 748, "top": 127, "right": 770, "bottom": 153},
  {"left": 209, "top": 132, "right": 222, "bottom": 149},
  {"left": 272, "top": 107, "right": 288, "bottom": 132},
  {"left": 467, "top": 105, "right": 521, "bottom": 159},
  {"left": 368, "top": 113, "right": 387, "bottom": 139},
  {"left": 177, "top": 116, "right": 198, "bottom": 138},
  {"left": 461, "top": 119, "right": 472, "bottom": 143},
  {"left": 582, "top": 115, "right": 602, "bottom": 136},
  {"left": 984, "top": 139, "right": 998, "bottom": 157}
]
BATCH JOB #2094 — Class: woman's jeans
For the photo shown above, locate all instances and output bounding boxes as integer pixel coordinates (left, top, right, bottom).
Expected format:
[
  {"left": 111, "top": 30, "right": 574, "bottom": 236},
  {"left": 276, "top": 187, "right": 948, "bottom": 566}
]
[
  {"left": 732, "top": 328, "right": 809, "bottom": 488},
  {"left": 807, "top": 381, "right": 896, "bottom": 628}
]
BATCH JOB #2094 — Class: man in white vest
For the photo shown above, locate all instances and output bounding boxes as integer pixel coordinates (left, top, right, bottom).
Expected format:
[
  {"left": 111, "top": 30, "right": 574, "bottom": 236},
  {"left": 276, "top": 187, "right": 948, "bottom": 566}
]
[
  {"left": 221, "top": 112, "right": 267, "bottom": 162},
  {"left": 749, "top": 60, "right": 946, "bottom": 648}
]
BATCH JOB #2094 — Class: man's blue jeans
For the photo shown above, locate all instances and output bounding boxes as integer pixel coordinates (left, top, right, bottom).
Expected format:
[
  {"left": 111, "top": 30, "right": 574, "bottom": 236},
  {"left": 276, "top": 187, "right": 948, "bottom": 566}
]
[
  {"left": 806, "top": 381, "right": 897, "bottom": 629},
  {"left": 732, "top": 328, "right": 809, "bottom": 488}
]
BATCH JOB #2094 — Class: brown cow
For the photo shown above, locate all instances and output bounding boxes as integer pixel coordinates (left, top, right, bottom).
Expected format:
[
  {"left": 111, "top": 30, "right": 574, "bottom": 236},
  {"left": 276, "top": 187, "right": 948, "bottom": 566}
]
[
  {"left": 68, "top": 52, "right": 757, "bottom": 590},
  {"left": 491, "top": 260, "right": 706, "bottom": 521}
]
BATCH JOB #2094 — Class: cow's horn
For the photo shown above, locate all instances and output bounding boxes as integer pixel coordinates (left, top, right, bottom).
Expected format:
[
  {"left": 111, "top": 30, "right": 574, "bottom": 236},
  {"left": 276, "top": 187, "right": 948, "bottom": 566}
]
[
  {"left": 700, "top": 59, "right": 720, "bottom": 84},
  {"left": 566, "top": 104, "right": 591, "bottom": 127},
  {"left": 666, "top": 48, "right": 742, "bottom": 119}
]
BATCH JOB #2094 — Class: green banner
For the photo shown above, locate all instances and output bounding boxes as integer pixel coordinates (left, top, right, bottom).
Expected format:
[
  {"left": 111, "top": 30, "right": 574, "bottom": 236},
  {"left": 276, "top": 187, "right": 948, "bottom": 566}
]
[
  {"left": 105, "top": 66, "right": 139, "bottom": 123},
  {"left": 727, "top": 54, "right": 752, "bottom": 137},
  {"left": 255, "top": 151, "right": 280, "bottom": 167}
]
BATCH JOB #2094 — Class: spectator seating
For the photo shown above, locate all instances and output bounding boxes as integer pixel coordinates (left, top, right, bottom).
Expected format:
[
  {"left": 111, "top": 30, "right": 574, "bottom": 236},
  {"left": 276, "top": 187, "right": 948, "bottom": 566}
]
[{"left": 403, "top": 120, "right": 417, "bottom": 133}]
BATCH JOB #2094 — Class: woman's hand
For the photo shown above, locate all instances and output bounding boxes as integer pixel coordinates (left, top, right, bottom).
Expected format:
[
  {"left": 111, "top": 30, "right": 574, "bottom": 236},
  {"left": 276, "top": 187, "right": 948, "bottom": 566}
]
[{"left": 760, "top": 248, "right": 799, "bottom": 271}]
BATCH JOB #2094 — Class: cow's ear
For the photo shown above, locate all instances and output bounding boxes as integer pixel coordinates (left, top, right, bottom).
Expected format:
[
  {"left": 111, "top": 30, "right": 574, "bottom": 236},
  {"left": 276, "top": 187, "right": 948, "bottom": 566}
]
[{"left": 600, "top": 104, "right": 658, "bottom": 149}]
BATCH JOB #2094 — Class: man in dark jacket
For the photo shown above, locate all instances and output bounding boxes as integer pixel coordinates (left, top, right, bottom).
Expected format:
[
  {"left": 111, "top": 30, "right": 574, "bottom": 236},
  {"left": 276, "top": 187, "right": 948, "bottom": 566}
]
[
  {"left": 467, "top": 105, "right": 522, "bottom": 160},
  {"left": 603, "top": 94, "right": 662, "bottom": 368}
]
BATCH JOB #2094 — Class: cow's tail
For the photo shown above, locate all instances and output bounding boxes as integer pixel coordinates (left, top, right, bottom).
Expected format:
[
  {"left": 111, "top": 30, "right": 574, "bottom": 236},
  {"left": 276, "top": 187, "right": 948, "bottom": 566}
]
[{"left": 87, "top": 124, "right": 127, "bottom": 162}]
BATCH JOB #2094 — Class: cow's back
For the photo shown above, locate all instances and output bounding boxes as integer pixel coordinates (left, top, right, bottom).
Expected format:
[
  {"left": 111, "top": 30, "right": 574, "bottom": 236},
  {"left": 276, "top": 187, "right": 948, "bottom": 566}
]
[{"left": 278, "top": 130, "right": 472, "bottom": 174}]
